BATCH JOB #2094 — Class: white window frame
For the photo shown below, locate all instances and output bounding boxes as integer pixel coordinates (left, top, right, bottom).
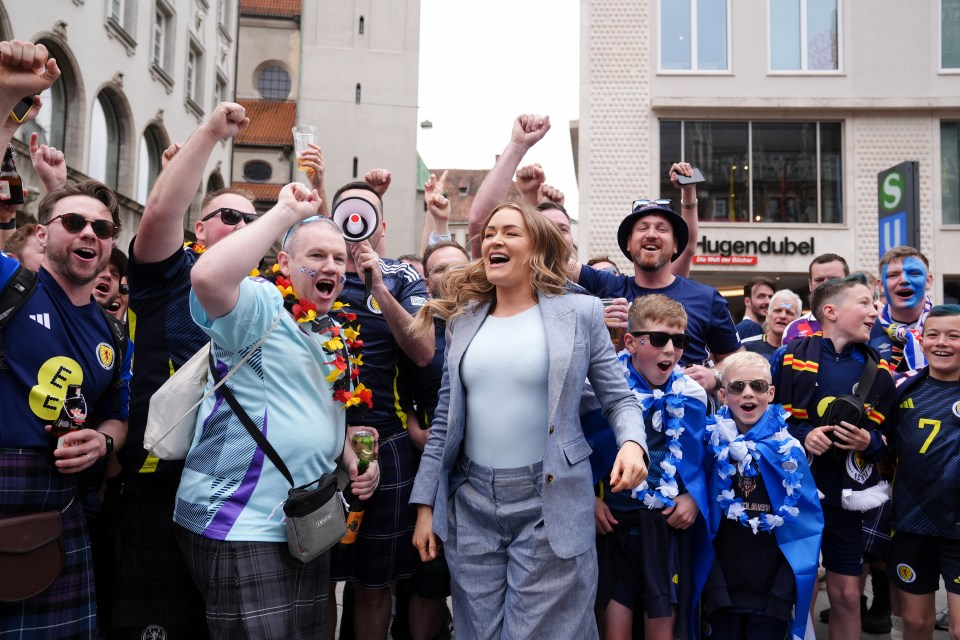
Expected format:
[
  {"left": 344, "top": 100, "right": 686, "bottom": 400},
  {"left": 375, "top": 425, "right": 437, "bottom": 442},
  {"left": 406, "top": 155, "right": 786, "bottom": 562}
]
[
  {"left": 657, "top": 0, "right": 732, "bottom": 74},
  {"left": 767, "top": 0, "right": 843, "bottom": 74},
  {"left": 185, "top": 39, "right": 204, "bottom": 115},
  {"left": 110, "top": 0, "right": 124, "bottom": 23},
  {"left": 152, "top": 10, "right": 165, "bottom": 67},
  {"left": 941, "top": 0, "right": 960, "bottom": 73}
]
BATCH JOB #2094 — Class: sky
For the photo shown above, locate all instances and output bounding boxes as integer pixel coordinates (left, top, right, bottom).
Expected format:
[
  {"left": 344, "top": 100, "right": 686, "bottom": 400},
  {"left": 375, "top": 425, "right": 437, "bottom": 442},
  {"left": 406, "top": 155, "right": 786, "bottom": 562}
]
[{"left": 416, "top": 0, "right": 581, "bottom": 219}]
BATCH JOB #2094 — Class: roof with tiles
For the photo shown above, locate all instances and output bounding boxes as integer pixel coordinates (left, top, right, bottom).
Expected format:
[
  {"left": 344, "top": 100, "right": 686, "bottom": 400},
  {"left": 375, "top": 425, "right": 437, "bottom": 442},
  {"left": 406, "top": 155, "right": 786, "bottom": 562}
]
[
  {"left": 232, "top": 181, "right": 282, "bottom": 203},
  {"left": 234, "top": 100, "right": 296, "bottom": 147},
  {"left": 239, "top": 0, "right": 301, "bottom": 18}
]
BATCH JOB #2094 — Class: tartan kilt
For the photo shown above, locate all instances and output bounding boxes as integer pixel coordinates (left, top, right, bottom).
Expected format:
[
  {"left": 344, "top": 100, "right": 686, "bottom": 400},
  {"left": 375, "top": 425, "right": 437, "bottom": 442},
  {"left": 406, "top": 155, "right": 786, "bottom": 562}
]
[
  {"left": 0, "top": 448, "right": 96, "bottom": 639},
  {"left": 331, "top": 429, "right": 419, "bottom": 588},
  {"left": 175, "top": 525, "right": 330, "bottom": 640}
]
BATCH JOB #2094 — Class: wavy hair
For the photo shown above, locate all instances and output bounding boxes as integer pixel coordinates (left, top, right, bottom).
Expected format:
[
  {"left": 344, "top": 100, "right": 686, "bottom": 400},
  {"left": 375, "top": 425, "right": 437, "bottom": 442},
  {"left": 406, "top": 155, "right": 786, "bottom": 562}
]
[{"left": 411, "top": 203, "right": 569, "bottom": 336}]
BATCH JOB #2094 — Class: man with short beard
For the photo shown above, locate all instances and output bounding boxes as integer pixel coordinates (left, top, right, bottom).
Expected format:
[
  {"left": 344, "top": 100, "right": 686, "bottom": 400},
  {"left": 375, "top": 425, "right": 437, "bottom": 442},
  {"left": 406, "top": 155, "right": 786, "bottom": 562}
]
[{"left": 573, "top": 200, "right": 741, "bottom": 394}]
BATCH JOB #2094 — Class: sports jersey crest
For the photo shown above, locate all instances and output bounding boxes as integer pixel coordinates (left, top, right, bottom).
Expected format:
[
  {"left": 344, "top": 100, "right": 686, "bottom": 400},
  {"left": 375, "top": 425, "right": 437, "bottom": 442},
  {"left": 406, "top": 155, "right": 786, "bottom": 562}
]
[
  {"left": 97, "top": 342, "right": 115, "bottom": 370},
  {"left": 845, "top": 451, "right": 873, "bottom": 485}
]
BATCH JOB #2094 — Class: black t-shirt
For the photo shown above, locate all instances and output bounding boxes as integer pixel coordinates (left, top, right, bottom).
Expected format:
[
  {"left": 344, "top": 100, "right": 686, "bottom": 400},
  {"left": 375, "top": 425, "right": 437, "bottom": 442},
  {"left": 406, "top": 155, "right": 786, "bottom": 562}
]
[
  {"left": 705, "top": 469, "right": 796, "bottom": 619},
  {"left": 121, "top": 244, "right": 203, "bottom": 475}
]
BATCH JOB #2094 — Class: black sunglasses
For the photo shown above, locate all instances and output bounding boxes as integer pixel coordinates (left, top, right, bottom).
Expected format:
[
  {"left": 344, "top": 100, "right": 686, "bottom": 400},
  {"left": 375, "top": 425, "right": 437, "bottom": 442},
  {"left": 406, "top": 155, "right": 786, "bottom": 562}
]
[
  {"left": 628, "top": 331, "right": 690, "bottom": 349},
  {"left": 118, "top": 283, "right": 129, "bottom": 295},
  {"left": 47, "top": 213, "right": 120, "bottom": 240},
  {"left": 201, "top": 207, "right": 259, "bottom": 226},
  {"left": 632, "top": 198, "right": 672, "bottom": 213},
  {"left": 725, "top": 379, "right": 771, "bottom": 395}
]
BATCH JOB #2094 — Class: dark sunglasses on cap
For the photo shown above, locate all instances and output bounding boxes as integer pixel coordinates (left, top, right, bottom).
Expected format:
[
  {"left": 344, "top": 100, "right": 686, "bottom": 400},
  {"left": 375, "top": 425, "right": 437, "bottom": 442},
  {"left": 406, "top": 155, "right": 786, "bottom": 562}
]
[
  {"left": 47, "top": 213, "right": 120, "bottom": 240},
  {"left": 631, "top": 198, "right": 672, "bottom": 213},
  {"left": 201, "top": 207, "right": 259, "bottom": 226},
  {"left": 725, "top": 379, "right": 771, "bottom": 395},
  {"left": 628, "top": 330, "right": 690, "bottom": 349}
]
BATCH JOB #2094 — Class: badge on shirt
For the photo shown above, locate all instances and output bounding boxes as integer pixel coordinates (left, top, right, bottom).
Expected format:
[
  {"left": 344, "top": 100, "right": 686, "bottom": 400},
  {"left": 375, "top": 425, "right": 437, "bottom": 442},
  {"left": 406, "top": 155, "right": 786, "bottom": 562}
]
[
  {"left": 96, "top": 342, "right": 115, "bottom": 370},
  {"left": 366, "top": 295, "right": 382, "bottom": 315}
]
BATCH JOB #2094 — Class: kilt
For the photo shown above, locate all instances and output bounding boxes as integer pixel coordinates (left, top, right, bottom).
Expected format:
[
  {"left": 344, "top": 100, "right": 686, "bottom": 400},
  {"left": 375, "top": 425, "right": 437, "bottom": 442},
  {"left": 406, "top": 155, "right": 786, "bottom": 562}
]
[
  {"left": 175, "top": 525, "right": 330, "bottom": 640},
  {"left": 0, "top": 448, "right": 96, "bottom": 639},
  {"left": 331, "top": 429, "right": 419, "bottom": 588}
]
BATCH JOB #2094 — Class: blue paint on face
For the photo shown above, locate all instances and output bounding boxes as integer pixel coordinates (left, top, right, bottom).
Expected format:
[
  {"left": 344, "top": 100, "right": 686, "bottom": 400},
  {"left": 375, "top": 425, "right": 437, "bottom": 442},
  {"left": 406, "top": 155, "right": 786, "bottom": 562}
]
[{"left": 883, "top": 256, "right": 928, "bottom": 312}]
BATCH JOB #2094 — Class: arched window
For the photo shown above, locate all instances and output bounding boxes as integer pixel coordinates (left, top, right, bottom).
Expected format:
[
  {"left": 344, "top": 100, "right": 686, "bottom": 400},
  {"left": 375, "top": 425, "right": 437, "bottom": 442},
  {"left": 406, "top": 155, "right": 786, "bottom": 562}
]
[
  {"left": 136, "top": 124, "right": 166, "bottom": 203},
  {"left": 359, "top": 16, "right": 364, "bottom": 34},
  {"left": 243, "top": 160, "right": 272, "bottom": 183},
  {"left": 355, "top": 83, "right": 361, "bottom": 105},
  {"left": 206, "top": 172, "right": 224, "bottom": 193},
  {"left": 352, "top": 156, "right": 358, "bottom": 178},
  {"left": 89, "top": 92, "right": 121, "bottom": 189},
  {"left": 258, "top": 65, "right": 291, "bottom": 100}
]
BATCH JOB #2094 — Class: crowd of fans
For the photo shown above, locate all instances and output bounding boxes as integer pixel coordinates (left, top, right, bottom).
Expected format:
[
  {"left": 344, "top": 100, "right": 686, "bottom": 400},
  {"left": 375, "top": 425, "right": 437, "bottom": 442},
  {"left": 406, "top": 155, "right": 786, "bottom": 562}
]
[{"left": 1, "top": 39, "right": 958, "bottom": 640}]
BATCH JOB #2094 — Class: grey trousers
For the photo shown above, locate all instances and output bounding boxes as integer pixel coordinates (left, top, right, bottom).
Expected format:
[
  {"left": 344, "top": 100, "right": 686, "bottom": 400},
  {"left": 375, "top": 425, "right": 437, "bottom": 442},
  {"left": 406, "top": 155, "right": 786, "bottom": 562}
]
[{"left": 445, "top": 458, "right": 599, "bottom": 640}]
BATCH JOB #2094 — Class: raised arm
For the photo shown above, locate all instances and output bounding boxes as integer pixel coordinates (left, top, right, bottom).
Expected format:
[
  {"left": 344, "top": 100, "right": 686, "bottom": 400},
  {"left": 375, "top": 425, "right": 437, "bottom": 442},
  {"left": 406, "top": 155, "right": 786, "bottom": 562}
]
[
  {"left": 0, "top": 40, "right": 60, "bottom": 150},
  {"left": 134, "top": 102, "right": 249, "bottom": 264},
  {"left": 467, "top": 114, "right": 550, "bottom": 258},
  {"left": 300, "top": 142, "right": 330, "bottom": 218},
  {"left": 668, "top": 162, "right": 699, "bottom": 278},
  {"left": 29, "top": 131, "right": 67, "bottom": 192},
  {"left": 191, "top": 183, "right": 319, "bottom": 319},
  {"left": 418, "top": 170, "right": 449, "bottom": 254},
  {"left": 515, "top": 163, "right": 545, "bottom": 207}
]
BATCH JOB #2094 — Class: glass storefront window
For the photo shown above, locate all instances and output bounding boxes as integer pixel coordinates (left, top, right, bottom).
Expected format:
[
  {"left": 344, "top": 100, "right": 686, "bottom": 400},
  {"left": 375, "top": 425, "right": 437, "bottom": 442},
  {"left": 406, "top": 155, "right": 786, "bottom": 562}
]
[
  {"left": 943, "top": 122, "right": 960, "bottom": 225},
  {"left": 659, "top": 119, "right": 843, "bottom": 224}
]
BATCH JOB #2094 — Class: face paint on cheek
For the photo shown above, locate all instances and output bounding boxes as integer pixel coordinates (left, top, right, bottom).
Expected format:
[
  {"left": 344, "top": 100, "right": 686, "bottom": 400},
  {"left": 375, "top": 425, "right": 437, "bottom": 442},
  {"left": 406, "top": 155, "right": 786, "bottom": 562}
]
[
  {"left": 299, "top": 265, "right": 318, "bottom": 278},
  {"left": 902, "top": 257, "right": 928, "bottom": 309}
]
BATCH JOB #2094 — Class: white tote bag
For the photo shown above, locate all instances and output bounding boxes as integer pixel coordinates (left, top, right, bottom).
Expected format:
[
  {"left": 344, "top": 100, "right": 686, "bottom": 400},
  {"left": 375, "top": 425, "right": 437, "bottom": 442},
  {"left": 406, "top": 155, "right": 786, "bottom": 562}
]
[{"left": 144, "top": 316, "right": 280, "bottom": 460}]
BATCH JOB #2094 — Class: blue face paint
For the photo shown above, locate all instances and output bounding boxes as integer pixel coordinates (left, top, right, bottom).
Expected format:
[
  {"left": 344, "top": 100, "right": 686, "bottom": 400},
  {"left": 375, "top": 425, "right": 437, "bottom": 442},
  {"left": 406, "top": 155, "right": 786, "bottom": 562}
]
[
  {"left": 883, "top": 256, "right": 928, "bottom": 312},
  {"left": 299, "top": 265, "right": 318, "bottom": 278}
]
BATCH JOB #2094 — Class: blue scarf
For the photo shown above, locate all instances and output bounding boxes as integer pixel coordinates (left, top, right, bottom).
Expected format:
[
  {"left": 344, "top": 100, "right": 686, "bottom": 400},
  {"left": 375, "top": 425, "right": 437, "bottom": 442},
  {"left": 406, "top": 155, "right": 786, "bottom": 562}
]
[{"left": 706, "top": 406, "right": 823, "bottom": 640}]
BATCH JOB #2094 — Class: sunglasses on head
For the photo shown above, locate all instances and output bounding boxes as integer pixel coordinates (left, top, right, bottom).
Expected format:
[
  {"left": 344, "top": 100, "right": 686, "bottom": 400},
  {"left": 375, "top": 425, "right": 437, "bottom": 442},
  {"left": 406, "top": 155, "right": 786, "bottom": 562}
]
[
  {"left": 725, "top": 379, "right": 771, "bottom": 395},
  {"left": 201, "top": 207, "right": 259, "bottom": 226},
  {"left": 47, "top": 213, "right": 120, "bottom": 240},
  {"left": 631, "top": 198, "right": 672, "bottom": 213},
  {"left": 628, "top": 330, "right": 690, "bottom": 349}
]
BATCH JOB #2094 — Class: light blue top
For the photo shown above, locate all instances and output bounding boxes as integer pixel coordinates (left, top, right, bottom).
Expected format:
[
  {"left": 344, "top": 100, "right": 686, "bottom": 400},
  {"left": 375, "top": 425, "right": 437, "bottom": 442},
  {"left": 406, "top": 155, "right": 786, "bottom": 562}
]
[
  {"left": 174, "top": 277, "right": 346, "bottom": 542},
  {"left": 461, "top": 304, "right": 549, "bottom": 468}
]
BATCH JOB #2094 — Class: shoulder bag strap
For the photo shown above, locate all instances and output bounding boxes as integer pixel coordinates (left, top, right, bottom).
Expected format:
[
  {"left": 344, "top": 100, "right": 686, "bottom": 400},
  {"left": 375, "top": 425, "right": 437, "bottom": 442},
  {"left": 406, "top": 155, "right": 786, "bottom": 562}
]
[
  {"left": 207, "top": 315, "right": 294, "bottom": 487},
  {"left": 855, "top": 347, "right": 879, "bottom": 405}
]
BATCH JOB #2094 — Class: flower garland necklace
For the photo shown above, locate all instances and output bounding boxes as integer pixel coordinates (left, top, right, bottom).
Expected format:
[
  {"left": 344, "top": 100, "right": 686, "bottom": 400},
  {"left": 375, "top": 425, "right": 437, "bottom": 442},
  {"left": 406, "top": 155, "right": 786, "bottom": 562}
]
[
  {"left": 621, "top": 355, "right": 686, "bottom": 510},
  {"left": 184, "top": 241, "right": 206, "bottom": 255},
  {"left": 706, "top": 407, "right": 804, "bottom": 534},
  {"left": 252, "top": 263, "right": 372, "bottom": 409}
]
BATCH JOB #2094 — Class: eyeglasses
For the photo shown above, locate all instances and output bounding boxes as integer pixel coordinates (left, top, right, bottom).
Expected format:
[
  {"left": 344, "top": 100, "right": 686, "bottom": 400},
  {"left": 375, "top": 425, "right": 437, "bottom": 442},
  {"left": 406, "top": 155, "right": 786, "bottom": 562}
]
[
  {"left": 631, "top": 198, "right": 672, "bottom": 213},
  {"left": 628, "top": 331, "right": 690, "bottom": 349},
  {"left": 47, "top": 213, "right": 120, "bottom": 240},
  {"left": 724, "top": 379, "right": 771, "bottom": 395},
  {"left": 201, "top": 207, "right": 259, "bottom": 226},
  {"left": 118, "top": 283, "right": 129, "bottom": 295}
]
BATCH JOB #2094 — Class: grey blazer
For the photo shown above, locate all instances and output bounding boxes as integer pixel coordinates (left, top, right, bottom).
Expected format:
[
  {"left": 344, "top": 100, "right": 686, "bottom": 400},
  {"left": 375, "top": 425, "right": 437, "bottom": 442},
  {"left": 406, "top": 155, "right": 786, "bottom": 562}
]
[{"left": 409, "top": 291, "right": 646, "bottom": 559}]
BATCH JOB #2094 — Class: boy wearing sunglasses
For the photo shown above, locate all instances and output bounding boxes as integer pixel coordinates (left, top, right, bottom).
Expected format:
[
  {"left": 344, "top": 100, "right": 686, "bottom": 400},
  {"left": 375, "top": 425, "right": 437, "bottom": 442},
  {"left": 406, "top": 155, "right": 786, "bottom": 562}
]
[
  {"left": 702, "top": 352, "right": 822, "bottom": 640},
  {"left": 771, "top": 275, "right": 897, "bottom": 640},
  {"left": 593, "top": 295, "right": 710, "bottom": 640}
]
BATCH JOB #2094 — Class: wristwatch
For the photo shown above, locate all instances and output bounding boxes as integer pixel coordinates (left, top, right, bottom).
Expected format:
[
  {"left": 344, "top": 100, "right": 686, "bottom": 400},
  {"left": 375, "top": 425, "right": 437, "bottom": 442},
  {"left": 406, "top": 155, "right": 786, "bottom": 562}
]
[{"left": 101, "top": 433, "right": 114, "bottom": 456}]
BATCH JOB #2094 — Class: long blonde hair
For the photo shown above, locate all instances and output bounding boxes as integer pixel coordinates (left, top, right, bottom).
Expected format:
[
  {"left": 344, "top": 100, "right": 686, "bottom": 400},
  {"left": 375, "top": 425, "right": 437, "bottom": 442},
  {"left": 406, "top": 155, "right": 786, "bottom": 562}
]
[{"left": 411, "top": 203, "right": 569, "bottom": 336}]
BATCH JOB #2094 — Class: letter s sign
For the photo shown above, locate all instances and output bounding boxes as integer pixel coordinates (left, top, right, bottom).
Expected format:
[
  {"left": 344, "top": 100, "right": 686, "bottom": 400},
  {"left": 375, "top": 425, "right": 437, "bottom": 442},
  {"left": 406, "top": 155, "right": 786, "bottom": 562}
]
[{"left": 881, "top": 171, "right": 903, "bottom": 212}]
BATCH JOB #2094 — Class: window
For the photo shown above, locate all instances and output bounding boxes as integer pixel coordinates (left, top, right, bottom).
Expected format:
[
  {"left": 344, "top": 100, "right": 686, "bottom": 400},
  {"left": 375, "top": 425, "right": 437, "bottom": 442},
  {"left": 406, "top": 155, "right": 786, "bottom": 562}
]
[
  {"left": 257, "top": 65, "right": 291, "bottom": 100},
  {"left": 659, "top": 0, "right": 729, "bottom": 71},
  {"left": 243, "top": 160, "right": 273, "bottom": 183},
  {"left": 770, "top": 0, "right": 839, "bottom": 71},
  {"left": 213, "top": 75, "right": 227, "bottom": 110},
  {"left": 944, "top": 275, "right": 960, "bottom": 304},
  {"left": 943, "top": 0, "right": 960, "bottom": 69},
  {"left": 659, "top": 119, "right": 843, "bottom": 224},
  {"left": 359, "top": 16, "right": 365, "bottom": 34},
  {"left": 186, "top": 42, "right": 204, "bottom": 108},
  {"left": 943, "top": 122, "right": 960, "bottom": 224},
  {"left": 106, "top": 0, "right": 137, "bottom": 48},
  {"left": 110, "top": 0, "right": 123, "bottom": 23},
  {"left": 137, "top": 126, "right": 165, "bottom": 204},
  {"left": 355, "top": 83, "right": 362, "bottom": 105},
  {"left": 152, "top": 3, "right": 175, "bottom": 72},
  {"left": 206, "top": 172, "right": 225, "bottom": 194},
  {"left": 89, "top": 93, "right": 121, "bottom": 189},
  {"left": 352, "top": 157, "right": 358, "bottom": 178}
]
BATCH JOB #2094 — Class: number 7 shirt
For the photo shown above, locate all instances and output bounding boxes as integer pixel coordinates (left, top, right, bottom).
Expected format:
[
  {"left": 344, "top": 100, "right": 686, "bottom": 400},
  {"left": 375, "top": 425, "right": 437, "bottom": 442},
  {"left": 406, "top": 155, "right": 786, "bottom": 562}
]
[{"left": 891, "top": 368, "right": 960, "bottom": 539}]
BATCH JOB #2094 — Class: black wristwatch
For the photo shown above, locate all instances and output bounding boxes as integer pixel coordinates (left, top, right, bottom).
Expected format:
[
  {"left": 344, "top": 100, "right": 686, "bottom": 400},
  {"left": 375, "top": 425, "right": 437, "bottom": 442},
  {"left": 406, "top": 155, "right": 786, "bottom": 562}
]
[{"left": 102, "top": 433, "right": 114, "bottom": 456}]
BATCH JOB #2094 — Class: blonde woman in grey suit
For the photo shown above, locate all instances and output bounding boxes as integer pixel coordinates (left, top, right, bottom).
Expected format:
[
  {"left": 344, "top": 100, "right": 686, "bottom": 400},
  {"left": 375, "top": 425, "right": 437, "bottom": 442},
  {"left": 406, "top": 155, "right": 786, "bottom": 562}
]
[{"left": 409, "top": 203, "right": 649, "bottom": 639}]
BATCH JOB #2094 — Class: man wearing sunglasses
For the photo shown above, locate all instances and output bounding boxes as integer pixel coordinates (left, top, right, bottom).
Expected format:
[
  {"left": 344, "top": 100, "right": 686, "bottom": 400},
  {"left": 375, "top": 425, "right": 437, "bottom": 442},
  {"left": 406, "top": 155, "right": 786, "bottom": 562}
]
[
  {"left": 574, "top": 196, "right": 742, "bottom": 395},
  {"left": 109, "top": 102, "right": 253, "bottom": 639}
]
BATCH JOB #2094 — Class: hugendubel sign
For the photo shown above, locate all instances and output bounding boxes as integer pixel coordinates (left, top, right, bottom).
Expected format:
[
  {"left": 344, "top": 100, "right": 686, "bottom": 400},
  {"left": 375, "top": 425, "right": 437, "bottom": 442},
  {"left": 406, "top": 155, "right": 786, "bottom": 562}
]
[{"left": 696, "top": 236, "right": 815, "bottom": 257}]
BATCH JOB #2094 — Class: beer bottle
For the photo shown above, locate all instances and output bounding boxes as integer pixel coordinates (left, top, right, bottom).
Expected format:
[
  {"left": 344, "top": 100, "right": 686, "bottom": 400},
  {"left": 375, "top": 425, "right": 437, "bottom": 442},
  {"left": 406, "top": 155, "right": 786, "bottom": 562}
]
[
  {"left": 0, "top": 145, "right": 24, "bottom": 206},
  {"left": 50, "top": 384, "right": 87, "bottom": 452},
  {"left": 341, "top": 430, "right": 376, "bottom": 545}
]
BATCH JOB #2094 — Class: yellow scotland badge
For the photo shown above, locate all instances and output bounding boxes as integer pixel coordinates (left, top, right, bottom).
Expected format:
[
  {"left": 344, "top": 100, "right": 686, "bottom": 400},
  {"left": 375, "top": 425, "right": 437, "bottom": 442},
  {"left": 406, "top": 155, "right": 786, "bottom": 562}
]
[{"left": 97, "top": 342, "right": 115, "bottom": 370}]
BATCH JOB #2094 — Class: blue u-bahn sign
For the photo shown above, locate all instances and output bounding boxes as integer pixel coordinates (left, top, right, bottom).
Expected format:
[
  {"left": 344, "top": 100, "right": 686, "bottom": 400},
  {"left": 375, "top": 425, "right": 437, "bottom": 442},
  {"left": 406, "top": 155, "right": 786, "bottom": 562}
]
[{"left": 877, "top": 162, "right": 919, "bottom": 259}]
